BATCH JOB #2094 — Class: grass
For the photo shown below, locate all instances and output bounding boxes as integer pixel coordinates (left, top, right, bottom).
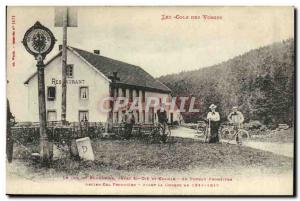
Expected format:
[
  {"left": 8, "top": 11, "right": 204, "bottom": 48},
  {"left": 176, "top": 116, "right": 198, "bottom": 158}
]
[
  {"left": 12, "top": 137, "right": 293, "bottom": 177},
  {"left": 250, "top": 128, "right": 294, "bottom": 143}
]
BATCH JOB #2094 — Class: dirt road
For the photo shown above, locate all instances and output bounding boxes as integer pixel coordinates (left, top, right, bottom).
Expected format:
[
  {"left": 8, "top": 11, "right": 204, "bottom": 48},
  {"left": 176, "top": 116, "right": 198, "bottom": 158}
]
[{"left": 171, "top": 126, "right": 294, "bottom": 158}]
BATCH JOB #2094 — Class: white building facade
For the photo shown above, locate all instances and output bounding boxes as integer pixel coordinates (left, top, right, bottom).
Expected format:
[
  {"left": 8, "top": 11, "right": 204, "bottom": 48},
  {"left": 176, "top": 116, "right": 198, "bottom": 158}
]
[{"left": 25, "top": 47, "right": 180, "bottom": 124}]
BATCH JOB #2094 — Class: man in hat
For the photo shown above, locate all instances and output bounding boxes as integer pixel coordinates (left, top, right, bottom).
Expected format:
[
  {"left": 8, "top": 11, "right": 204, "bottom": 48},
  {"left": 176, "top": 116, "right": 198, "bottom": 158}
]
[
  {"left": 206, "top": 104, "right": 220, "bottom": 143},
  {"left": 228, "top": 106, "right": 244, "bottom": 144}
]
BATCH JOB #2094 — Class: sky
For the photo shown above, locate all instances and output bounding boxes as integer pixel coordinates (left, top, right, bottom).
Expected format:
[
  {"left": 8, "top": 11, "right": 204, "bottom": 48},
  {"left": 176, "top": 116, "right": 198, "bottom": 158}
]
[{"left": 6, "top": 6, "right": 294, "bottom": 120}]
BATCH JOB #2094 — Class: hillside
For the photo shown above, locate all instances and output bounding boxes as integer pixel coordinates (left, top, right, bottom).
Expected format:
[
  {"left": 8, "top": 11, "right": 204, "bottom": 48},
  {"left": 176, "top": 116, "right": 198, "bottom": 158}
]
[{"left": 158, "top": 39, "right": 294, "bottom": 126}]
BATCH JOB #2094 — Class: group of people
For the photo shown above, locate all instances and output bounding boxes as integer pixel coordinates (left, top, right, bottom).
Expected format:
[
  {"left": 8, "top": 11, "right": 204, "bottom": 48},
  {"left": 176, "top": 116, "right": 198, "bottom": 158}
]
[
  {"left": 122, "top": 105, "right": 168, "bottom": 140},
  {"left": 121, "top": 103, "right": 244, "bottom": 143},
  {"left": 206, "top": 104, "right": 244, "bottom": 143}
]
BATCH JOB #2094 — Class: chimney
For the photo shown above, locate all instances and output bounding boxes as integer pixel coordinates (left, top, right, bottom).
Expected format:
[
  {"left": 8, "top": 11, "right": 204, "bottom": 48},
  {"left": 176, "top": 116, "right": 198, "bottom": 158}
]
[
  {"left": 93, "top": 50, "right": 100, "bottom": 55},
  {"left": 59, "top": 44, "right": 62, "bottom": 51}
]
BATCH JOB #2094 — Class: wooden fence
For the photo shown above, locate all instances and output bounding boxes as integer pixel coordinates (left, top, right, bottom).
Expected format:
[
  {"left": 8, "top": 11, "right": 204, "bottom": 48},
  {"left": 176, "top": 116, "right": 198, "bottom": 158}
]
[
  {"left": 11, "top": 121, "right": 160, "bottom": 144},
  {"left": 11, "top": 122, "right": 105, "bottom": 145}
]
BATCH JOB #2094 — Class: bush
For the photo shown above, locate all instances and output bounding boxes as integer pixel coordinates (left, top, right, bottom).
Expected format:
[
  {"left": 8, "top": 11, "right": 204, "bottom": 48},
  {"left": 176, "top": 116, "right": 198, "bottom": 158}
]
[
  {"left": 181, "top": 123, "right": 198, "bottom": 130},
  {"left": 244, "top": 120, "right": 267, "bottom": 130}
]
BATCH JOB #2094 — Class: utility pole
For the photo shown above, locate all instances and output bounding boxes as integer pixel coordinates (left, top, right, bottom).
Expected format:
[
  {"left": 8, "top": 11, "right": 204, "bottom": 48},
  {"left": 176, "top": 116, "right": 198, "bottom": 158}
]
[
  {"left": 61, "top": 8, "right": 68, "bottom": 124},
  {"left": 106, "top": 72, "right": 120, "bottom": 132},
  {"left": 55, "top": 7, "right": 77, "bottom": 124}
]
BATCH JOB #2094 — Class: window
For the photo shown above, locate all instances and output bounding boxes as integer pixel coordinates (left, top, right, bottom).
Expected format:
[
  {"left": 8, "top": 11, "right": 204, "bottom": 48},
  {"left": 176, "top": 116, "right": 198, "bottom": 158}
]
[
  {"left": 114, "top": 112, "right": 119, "bottom": 123},
  {"left": 114, "top": 87, "right": 119, "bottom": 98},
  {"left": 142, "top": 91, "right": 145, "bottom": 102},
  {"left": 80, "top": 87, "right": 88, "bottom": 100},
  {"left": 79, "top": 111, "right": 89, "bottom": 122},
  {"left": 149, "top": 107, "right": 154, "bottom": 123},
  {"left": 129, "top": 89, "right": 133, "bottom": 102},
  {"left": 136, "top": 112, "right": 140, "bottom": 123},
  {"left": 136, "top": 89, "right": 139, "bottom": 97},
  {"left": 122, "top": 111, "right": 126, "bottom": 121},
  {"left": 122, "top": 88, "right": 126, "bottom": 97},
  {"left": 170, "top": 113, "right": 174, "bottom": 124},
  {"left": 143, "top": 110, "right": 145, "bottom": 123},
  {"left": 66, "top": 64, "right": 74, "bottom": 78},
  {"left": 47, "top": 110, "right": 57, "bottom": 121},
  {"left": 47, "top": 86, "right": 56, "bottom": 101}
]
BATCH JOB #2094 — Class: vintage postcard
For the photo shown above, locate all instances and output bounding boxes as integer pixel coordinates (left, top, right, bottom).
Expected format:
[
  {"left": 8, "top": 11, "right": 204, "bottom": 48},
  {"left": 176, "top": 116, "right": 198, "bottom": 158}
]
[{"left": 6, "top": 6, "right": 295, "bottom": 195}]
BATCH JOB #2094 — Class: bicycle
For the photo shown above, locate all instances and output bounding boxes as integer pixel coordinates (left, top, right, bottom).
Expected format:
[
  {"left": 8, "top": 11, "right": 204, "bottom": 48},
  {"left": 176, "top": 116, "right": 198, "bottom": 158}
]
[
  {"left": 221, "top": 123, "right": 249, "bottom": 145},
  {"left": 196, "top": 120, "right": 212, "bottom": 142},
  {"left": 196, "top": 121, "right": 207, "bottom": 135},
  {"left": 150, "top": 122, "right": 171, "bottom": 143}
]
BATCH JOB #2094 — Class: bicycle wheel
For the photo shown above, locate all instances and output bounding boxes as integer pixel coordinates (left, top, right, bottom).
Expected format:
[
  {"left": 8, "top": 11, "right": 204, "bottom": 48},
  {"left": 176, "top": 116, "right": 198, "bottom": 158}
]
[
  {"left": 161, "top": 126, "right": 171, "bottom": 143},
  {"left": 221, "top": 128, "right": 235, "bottom": 139},
  {"left": 237, "top": 129, "right": 249, "bottom": 139},
  {"left": 197, "top": 127, "right": 206, "bottom": 135},
  {"left": 166, "top": 126, "right": 171, "bottom": 137},
  {"left": 149, "top": 128, "right": 160, "bottom": 144},
  {"left": 196, "top": 125, "right": 203, "bottom": 134}
]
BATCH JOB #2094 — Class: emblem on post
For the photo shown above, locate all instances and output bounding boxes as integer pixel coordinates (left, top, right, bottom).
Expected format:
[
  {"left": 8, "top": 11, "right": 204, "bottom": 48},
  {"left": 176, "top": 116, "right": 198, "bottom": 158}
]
[
  {"left": 22, "top": 21, "right": 56, "bottom": 166},
  {"left": 22, "top": 21, "right": 56, "bottom": 59}
]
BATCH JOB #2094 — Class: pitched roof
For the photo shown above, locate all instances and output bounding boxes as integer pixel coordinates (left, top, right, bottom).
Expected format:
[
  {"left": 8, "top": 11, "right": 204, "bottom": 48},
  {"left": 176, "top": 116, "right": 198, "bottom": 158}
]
[
  {"left": 71, "top": 47, "right": 171, "bottom": 93},
  {"left": 24, "top": 51, "right": 62, "bottom": 84},
  {"left": 24, "top": 47, "right": 171, "bottom": 93}
]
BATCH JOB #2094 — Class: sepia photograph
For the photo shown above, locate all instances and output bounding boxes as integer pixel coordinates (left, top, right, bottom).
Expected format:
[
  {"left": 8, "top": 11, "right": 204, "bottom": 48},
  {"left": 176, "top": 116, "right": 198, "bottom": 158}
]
[{"left": 6, "top": 6, "right": 295, "bottom": 195}]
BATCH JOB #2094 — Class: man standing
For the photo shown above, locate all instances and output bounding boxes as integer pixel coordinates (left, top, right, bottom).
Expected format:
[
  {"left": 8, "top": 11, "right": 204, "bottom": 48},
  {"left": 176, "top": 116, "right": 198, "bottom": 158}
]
[
  {"left": 228, "top": 106, "right": 244, "bottom": 144},
  {"left": 123, "top": 110, "right": 135, "bottom": 140},
  {"left": 157, "top": 105, "right": 168, "bottom": 125},
  {"left": 156, "top": 104, "right": 168, "bottom": 143},
  {"left": 206, "top": 104, "right": 220, "bottom": 143}
]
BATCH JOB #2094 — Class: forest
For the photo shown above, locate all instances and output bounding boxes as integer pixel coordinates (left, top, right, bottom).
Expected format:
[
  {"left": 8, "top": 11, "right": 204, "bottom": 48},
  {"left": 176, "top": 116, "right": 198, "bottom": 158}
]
[{"left": 158, "top": 39, "right": 294, "bottom": 127}]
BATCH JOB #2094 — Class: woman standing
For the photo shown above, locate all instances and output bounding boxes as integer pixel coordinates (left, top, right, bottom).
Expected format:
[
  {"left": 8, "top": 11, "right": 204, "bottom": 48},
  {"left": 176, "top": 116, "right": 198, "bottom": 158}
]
[{"left": 206, "top": 104, "right": 220, "bottom": 143}]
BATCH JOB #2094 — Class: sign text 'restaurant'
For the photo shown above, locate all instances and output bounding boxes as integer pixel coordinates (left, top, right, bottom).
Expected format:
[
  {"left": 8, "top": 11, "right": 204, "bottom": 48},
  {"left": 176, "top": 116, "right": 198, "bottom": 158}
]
[{"left": 51, "top": 78, "right": 85, "bottom": 85}]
